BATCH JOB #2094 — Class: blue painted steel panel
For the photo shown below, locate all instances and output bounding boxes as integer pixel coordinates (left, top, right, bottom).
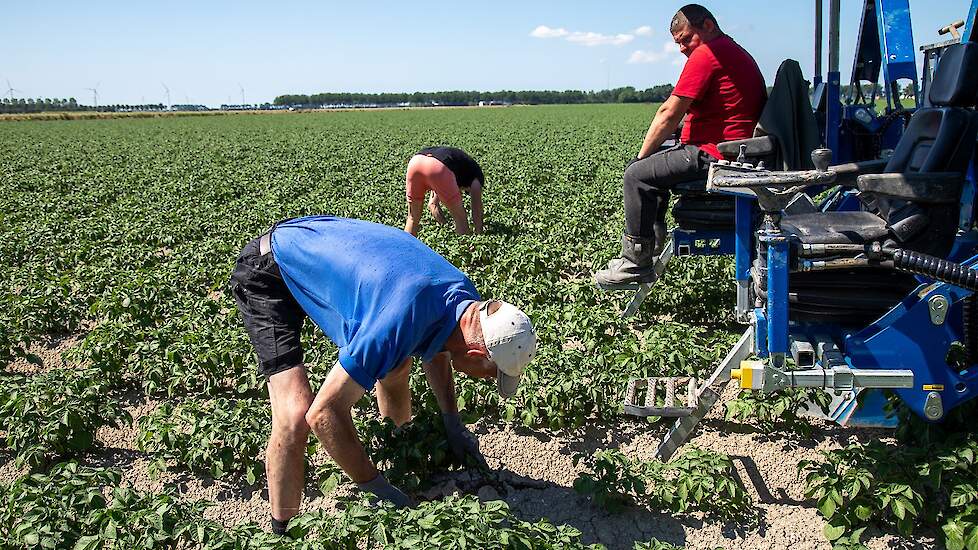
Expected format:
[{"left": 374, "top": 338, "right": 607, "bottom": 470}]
[
  {"left": 845, "top": 270, "right": 978, "bottom": 420},
  {"left": 734, "top": 197, "right": 753, "bottom": 281},
  {"left": 766, "top": 236, "right": 790, "bottom": 354},
  {"left": 876, "top": 0, "right": 917, "bottom": 82},
  {"left": 847, "top": 390, "right": 899, "bottom": 427},
  {"left": 826, "top": 71, "right": 842, "bottom": 158},
  {"left": 754, "top": 308, "right": 768, "bottom": 358},
  {"left": 964, "top": 0, "right": 978, "bottom": 42}
]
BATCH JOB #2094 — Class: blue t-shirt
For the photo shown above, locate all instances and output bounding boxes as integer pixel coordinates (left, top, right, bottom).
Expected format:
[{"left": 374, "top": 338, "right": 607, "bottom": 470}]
[{"left": 270, "top": 215, "right": 480, "bottom": 391}]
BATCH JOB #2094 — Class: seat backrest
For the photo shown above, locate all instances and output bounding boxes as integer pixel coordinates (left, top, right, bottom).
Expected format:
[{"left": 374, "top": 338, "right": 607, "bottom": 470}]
[
  {"left": 755, "top": 59, "right": 821, "bottom": 170},
  {"left": 885, "top": 42, "right": 978, "bottom": 175},
  {"left": 870, "top": 42, "right": 978, "bottom": 256}
]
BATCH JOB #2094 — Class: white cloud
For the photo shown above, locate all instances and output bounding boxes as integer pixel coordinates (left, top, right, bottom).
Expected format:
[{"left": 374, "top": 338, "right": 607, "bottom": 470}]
[
  {"left": 633, "top": 25, "right": 654, "bottom": 37},
  {"left": 529, "top": 25, "right": 634, "bottom": 47},
  {"left": 566, "top": 31, "right": 634, "bottom": 47},
  {"left": 530, "top": 25, "right": 569, "bottom": 39},
  {"left": 627, "top": 41, "right": 683, "bottom": 64}
]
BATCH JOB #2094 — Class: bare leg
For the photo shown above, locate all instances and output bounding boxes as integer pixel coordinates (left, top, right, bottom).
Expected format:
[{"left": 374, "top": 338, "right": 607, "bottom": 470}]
[
  {"left": 404, "top": 199, "right": 425, "bottom": 236},
  {"left": 266, "top": 366, "right": 314, "bottom": 522},
  {"left": 376, "top": 357, "right": 413, "bottom": 426},
  {"left": 444, "top": 200, "right": 471, "bottom": 235},
  {"left": 469, "top": 181, "right": 484, "bottom": 234}
]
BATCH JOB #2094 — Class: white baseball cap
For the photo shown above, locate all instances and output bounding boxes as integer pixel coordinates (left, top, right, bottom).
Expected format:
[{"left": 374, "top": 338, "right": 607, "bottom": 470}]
[{"left": 479, "top": 300, "right": 537, "bottom": 399}]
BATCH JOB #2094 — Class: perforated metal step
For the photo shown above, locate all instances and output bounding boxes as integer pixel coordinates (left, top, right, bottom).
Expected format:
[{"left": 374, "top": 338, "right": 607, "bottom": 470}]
[{"left": 623, "top": 376, "right": 698, "bottom": 417}]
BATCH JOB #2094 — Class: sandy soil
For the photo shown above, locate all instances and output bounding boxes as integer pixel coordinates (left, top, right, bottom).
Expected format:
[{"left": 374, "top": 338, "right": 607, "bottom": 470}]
[{"left": 1, "top": 336, "right": 937, "bottom": 549}]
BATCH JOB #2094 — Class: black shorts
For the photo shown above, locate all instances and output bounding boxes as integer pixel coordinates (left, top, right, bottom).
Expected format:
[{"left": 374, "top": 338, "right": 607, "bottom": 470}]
[{"left": 230, "top": 235, "right": 307, "bottom": 377}]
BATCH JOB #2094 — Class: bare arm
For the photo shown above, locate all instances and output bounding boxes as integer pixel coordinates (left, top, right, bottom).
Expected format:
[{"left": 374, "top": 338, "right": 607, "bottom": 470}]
[
  {"left": 444, "top": 201, "right": 471, "bottom": 235},
  {"left": 637, "top": 95, "right": 694, "bottom": 159},
  {"left": 422, "top": 352, "right": 458, "bottom": 415},
  {"left": 404, "top": 200, "right": 424, "bottom": 236},
  {"left": 305, "top": 363, "right": 375, "bottom": 483},
  {"left": 427, "top": 194, "right": 448, "bottom": 225},
  {"left": 469, "top": 181, "right": 484, "bottom": 234}
]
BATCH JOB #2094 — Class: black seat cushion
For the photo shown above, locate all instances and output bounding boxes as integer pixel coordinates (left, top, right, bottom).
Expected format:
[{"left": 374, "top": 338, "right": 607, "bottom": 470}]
[
  {"left": 780, "top": 211, "right": 889, "bottom": 244},
  {"left": 673, "top": 179, "right": 735, "bottom": 230}
]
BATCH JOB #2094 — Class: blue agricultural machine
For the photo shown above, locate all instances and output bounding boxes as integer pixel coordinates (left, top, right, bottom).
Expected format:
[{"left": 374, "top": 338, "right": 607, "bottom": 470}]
[{"left": 616, "top": 0, "right": 978, "bottom": 461}]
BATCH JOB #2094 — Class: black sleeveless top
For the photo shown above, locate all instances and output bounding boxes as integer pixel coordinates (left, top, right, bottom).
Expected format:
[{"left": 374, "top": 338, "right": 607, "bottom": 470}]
[{"left": 418, "top": 146, "right": 484, "bottom": 188}]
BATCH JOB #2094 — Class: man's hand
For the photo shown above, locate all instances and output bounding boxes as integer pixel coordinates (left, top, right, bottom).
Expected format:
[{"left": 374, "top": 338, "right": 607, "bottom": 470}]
[
  {"left": 357, "top": 472, "right": 415, "bottom": 508},
  {"left": 427, "top": 196, "right": 448, "bottom": 224},
  {"left": 442, "top": 413, "right": 489, "bottom": 470}
]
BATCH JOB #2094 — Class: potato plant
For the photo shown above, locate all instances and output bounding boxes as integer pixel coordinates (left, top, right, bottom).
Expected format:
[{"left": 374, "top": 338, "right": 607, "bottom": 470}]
[
  {"left": 724, "top": 387, "right": 830, "bottom": 436},
  {"left": 800, "top": 436, "right": 978, "bottom": 550},
  {"left": 359, "top": 406, "right": 468, "bottom": 493},
  {"left": 0, "top": 462, "right": 224, "bottom": 549},
  {"left": 0, "top": 368, "right": 130, "bottom": 469},
  {"left": 284, "top": 495, "right": 604, "bottom": 549},
  {"left": 2, "top": 460, "right": 610, "bottom": 549},
  {"left": 573, "top": 447, "right": 750, "bottom": 519},
  {"left": 137, "top": 397, "right": 273, "bottom": 483}
]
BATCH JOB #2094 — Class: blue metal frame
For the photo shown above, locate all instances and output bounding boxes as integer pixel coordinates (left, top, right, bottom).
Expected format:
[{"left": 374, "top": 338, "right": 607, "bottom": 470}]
[
  {"left": 751, "top": 93, "right": 978, "bottom": 424},
  {"left": 671, "top": 228, "right": 735, "bottom": 257},
  {"left": 876, "top": 0, "right": 918, "bottom": 109},
  {"left": 845, "top": 268, "right": 978, "bottom": 419},
  {"left": 734, "top": 197, "right": 753, "bottom": 283}
]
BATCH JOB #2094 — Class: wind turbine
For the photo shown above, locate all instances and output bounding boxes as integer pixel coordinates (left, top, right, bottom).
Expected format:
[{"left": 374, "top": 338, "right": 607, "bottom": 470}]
[
  {"left": 4, "top": 79, "right": 20, "bottom": 102},
  {"left": 85, "top": 82, "right": 100, "bottom": 109},
  {"left": 161, "top": 82, "right": 171, "bottom": 110},
  {"left": 238, "top": 83, "right": 245, "bottom": 106}
]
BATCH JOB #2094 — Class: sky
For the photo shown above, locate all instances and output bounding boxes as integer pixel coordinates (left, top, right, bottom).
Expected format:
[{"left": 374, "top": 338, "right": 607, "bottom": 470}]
[{"left": 1, "top": 0, "right": 972, "bottom": 107}]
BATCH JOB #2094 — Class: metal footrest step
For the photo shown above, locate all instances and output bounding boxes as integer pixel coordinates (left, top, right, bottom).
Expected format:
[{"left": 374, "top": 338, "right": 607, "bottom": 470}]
[{"left": 623, "top": 376, "right": 698, "bottom": 417}]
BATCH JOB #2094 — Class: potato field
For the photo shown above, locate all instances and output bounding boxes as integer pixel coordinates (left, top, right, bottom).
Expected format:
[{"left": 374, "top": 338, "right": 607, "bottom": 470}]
[{"left": 1, "top": 105, "right": 977, "bottom": 549}]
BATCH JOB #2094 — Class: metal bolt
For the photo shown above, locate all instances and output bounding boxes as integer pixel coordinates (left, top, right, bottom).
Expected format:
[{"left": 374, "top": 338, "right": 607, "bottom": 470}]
[{"left": 928, "top": 295, "right": 949, "bottom": 325}]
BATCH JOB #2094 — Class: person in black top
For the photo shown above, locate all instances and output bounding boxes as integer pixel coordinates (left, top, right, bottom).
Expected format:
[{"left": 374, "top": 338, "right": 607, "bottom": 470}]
[{"left": 404, "top": 146, "right": 485, "bottom": 236}]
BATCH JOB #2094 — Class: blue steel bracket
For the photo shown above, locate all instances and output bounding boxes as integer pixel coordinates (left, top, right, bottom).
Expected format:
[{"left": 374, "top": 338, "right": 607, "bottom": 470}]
[
  {"left": 845, "top": 271, "right": 978, "bottom": 421},
  {"left": 876, "top": 0, "right": 918, "bottom": 109},
  {"left": 762, "top": 231, "right": 791, "bottom": 362}
]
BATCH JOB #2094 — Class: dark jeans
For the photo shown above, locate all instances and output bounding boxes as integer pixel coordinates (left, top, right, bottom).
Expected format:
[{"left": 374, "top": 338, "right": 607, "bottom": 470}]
[{"left": 623, "top": 143, "right": 714, "bottom": 238}]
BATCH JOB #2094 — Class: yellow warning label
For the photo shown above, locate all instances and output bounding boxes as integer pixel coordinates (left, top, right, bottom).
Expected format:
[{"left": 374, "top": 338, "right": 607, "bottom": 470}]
[{"left": 922, "top": 384, "right": 945, "bottom": 391}]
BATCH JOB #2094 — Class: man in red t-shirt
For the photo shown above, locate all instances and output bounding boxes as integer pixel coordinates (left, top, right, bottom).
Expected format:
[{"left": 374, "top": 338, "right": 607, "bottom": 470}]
[{"left": 595, "top": 4, "right": 766, "bottom": 289}]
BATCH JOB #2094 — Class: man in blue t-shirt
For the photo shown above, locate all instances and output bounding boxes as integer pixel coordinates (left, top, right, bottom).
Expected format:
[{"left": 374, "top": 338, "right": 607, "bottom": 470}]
[{"left": 229, "top": 215, "right": 537, "bottom": 535}]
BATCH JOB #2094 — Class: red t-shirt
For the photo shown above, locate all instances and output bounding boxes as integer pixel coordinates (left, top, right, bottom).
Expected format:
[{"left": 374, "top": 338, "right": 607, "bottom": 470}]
[{"left": 672, "top": 34, "right": 766, "bottom": 160}]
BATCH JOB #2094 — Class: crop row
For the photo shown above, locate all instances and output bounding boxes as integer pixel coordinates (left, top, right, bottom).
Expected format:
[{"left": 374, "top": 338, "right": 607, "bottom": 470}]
[{"left": 1, "top": 461, "right": 699, "bottom": 550}]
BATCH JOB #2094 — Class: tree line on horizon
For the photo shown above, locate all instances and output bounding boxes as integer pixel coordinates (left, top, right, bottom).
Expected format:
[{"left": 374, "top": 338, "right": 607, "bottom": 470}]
[
  {"left": 0, "top": 97, "right": 170, "bottom": 114},
  {"left": 272, "top": 85, "right": 678, "bottom": 106}
]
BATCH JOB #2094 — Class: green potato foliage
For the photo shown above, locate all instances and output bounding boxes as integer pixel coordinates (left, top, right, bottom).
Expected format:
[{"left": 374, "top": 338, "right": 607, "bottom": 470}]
[
  {"left": 0, "top": 462, "right": 605, "bottom": 550},
  {"left": 724, "top": 387, "right": 831, "bottom": 436},
  {"left": 573, "top": 447, "right": 750, "bottom": 520},
  {"left": 0, "top": 462, "right": 223, "bottom": 549},
  {"left": 284, "top": 495, "right": 604, "bottom": 550},
  {"left": 0, "top": 105, "right": 736, "bottom": 432},
  {"left": 800, "top": 436, "right": 978, "bottom": 550},
  {"left": 137, "top": 397, "right": 274, "bottom": 483},
  {"left": 0, "top": 368, "right": 130, "bottom": 469},
  {"left": 358, "top": 406, "right": 469, "bottom": 493}
]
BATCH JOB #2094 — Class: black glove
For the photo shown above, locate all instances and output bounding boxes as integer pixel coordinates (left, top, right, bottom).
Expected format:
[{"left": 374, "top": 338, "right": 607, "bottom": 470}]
[
  {"left": 442, "top": 413, "right": 489, "bottom": 470},
  {"left": 357, "top": 472, "right": 414, "bottom": 508}
]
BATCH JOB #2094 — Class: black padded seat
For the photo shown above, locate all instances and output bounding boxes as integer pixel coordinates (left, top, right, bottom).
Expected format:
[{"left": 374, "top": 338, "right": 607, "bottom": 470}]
[
  {"left": 673, "top": 179, "right": 736, "bottom": 230},
  {"left": 779, "top": 211, "right": 889, "bottom": 244},
  {"left": 755, "top": 42, "right": 978, "bottom": 325}
]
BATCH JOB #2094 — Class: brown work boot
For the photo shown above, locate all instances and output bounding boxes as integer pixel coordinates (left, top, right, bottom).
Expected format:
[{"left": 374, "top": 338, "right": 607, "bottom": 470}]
[{"left": 593, "top": 233, "right": 662, "bottom": 290}]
